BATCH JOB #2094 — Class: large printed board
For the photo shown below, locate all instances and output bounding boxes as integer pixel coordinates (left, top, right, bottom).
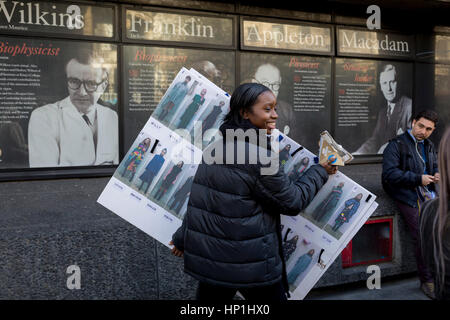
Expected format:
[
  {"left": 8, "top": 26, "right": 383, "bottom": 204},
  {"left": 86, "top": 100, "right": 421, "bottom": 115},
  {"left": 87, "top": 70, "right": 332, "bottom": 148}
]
[{"left": 277, "top": 134, "right": 376, "bottom": 299}]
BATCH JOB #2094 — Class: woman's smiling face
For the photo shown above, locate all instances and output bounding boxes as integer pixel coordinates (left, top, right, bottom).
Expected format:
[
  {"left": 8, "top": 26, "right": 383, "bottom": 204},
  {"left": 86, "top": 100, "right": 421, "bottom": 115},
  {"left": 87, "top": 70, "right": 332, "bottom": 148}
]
[{"left": 243, "top": 90, "right": 278, "bottom": 134}]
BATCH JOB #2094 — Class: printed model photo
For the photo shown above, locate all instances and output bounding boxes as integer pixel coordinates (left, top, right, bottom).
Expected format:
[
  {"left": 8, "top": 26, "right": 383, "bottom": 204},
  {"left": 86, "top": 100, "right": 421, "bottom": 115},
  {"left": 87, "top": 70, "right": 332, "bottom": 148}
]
[
  {"left": 323, "top": 190, "right": 368, "bottom": 240},
  {"left": 164, "top": 172, "right": 196, "bottom": 220},
  {"left": 152, "top": 72, "right": 195, "bottom": 127},
  {"left": 113, "top": 131, "right": 159, "bottom": 189},
  {"left": 168, "top": 82, "right": 220, "bottom": 136},
  {"left": 283, "top": 146, "right": 315, "bottom": 183},
  {"left": 287, "top": 156, "right": 311, "bottom": 182},
  {"left": 147, "top": 161, "right": 198, "bottom": 220},
  {"left": 134, "top": 146, "right": 169, "bottom": 196},
  {"left": 176, "top": 87, "right": 208, "bottom": 130},
  {"left": 278, "top": 143, "right": 292, "bottom": 167},
  {"left": 300, "top": 174, "right": 355, "bottom": 229},
  {"left": 153, "top": 71, "right": 220, "bottom": 146},
  {"left": 276, "top": 134, "right": 300, "bottom": 169},
  {"left": 278, "top": 133, "right": 316, "bottom": 177},
  {"left": 189, "top": 97, "right": 229, "bottom": 149},
  {"left": 285, "top": 237, "right": 321, "bottom": 293},
  {"left": 280, "top": 224, "right": 301, "bottom": 264}
]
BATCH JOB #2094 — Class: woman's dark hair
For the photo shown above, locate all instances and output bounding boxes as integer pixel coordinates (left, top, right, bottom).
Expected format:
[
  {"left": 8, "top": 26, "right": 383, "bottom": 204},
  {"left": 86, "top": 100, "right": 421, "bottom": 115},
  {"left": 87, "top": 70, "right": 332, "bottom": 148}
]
[{"left": 223, "top": 83, "right": 271, "bottom": 126}]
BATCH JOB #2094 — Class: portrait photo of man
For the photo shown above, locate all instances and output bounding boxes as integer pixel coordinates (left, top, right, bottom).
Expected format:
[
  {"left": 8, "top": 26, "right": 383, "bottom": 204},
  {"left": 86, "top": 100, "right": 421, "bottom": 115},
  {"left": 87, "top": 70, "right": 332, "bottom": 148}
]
[
  {"left": 251, "top": 63, "right": 297, "bottom": 137},
  {"left": 354, "top": 64, "right": 412, "bottom": 155},
  {"left": 28, "top": 51, "right": 118, "bottom": 167},
  {"left": 192, "top": 60, "right": 221, "bottom": 83}
]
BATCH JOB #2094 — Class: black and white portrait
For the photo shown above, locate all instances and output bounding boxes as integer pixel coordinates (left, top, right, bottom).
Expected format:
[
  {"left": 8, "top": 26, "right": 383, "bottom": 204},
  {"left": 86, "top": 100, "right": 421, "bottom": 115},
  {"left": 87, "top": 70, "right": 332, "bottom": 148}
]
[
  {"left": 353, "top": 63, "right": 412, "bottom": 154},
  {"left": 28, "top": 48, "right": 118, "bottom": 167}
]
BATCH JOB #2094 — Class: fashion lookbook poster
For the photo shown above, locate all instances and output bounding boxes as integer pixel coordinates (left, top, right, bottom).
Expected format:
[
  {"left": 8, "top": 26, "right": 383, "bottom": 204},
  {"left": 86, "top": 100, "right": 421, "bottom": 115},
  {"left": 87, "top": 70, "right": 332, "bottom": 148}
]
[{"left": 98, "top": 67, "right": 378, "bottom": 300}]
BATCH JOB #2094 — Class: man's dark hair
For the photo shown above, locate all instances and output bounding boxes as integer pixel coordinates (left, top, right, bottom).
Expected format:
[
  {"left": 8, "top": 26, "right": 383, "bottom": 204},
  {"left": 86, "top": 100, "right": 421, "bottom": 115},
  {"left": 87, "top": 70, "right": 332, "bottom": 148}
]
[
  {"left": 413, "top": 110, "right": 438, "bottom": 125},
  {"left": 65, "top": 48, "right": 108, "bottom": 77},
  {"left": 72, "top": 49, "right": 96, "bottom": 65},
  {"left": 223, "top": 83, "right": 271, "bottom": 126}
]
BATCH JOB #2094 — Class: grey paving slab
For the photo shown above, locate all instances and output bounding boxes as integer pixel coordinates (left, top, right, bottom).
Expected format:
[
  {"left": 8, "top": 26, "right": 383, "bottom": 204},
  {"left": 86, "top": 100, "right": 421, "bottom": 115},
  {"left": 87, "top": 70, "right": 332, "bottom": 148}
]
[
  {"left": 0, "top": 177, "right": 159, "bottom": 299},
  {"left": 0, "top": 225, "right": 159, "bottom": 299}
]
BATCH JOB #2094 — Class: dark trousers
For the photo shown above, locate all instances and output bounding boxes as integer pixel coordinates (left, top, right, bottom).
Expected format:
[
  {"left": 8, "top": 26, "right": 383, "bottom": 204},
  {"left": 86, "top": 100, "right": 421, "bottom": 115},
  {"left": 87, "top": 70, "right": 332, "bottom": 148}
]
[
  {"left": 122, "top": 159, "right": 132, "bottom": 176},
  {"left": 332, "top": 220, "right": 343, "bottom": 232},
  {"left": 121, "top": 158, "right": 136, "bottom": 182},
  {"left": 395, "top": 200, "right": 433, "bottom": 283},
  {"left": 196, "top": 281, "right": 287, "bottom": 302},
  {"left": 170, "top": 198, "right": 184, "bottom": 213},
  {"left": 139, "top": 174, "right": 156, "bottom": 194},
  {"left": 159, "top": 101, "right": 174, "bottom": 121},
  {"left": 154, "top": 185, "right": 167, "bottom": 200}
]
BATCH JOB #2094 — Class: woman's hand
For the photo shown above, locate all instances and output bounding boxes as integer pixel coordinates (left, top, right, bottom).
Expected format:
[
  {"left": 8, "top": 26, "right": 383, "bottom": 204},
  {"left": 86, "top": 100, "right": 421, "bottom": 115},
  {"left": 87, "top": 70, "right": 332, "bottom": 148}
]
[
  {"left": 320, "top": 156, "right": 338, "bottom": 175},
  {"left": 169, "top": 240, "right": 184, "bottom": 257}
]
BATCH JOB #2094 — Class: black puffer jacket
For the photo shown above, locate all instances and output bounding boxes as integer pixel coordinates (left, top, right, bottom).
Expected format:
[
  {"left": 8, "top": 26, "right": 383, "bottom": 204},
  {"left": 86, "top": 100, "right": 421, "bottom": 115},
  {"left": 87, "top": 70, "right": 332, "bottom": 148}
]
[{"left": 172, "top": 120, "right": 328, "bottom": 289}]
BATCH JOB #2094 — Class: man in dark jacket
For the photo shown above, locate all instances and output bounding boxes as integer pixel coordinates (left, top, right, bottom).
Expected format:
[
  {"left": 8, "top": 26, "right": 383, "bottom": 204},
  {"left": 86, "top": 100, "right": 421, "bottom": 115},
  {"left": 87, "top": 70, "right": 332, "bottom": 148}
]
[{"left": 382, "top": 110, "right": 440, "bottom": 299}]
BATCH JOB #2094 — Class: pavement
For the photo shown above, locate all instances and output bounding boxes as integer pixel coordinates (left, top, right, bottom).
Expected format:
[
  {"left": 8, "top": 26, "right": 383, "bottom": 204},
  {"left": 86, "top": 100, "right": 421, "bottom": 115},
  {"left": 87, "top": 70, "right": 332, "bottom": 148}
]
[{"left": 305, "top": 275, "right": 430, "bottom": 300}]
